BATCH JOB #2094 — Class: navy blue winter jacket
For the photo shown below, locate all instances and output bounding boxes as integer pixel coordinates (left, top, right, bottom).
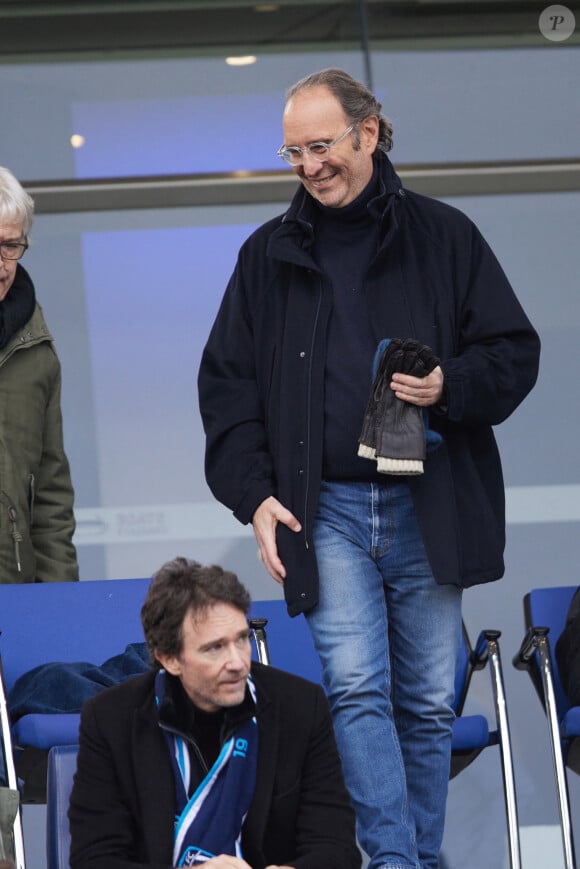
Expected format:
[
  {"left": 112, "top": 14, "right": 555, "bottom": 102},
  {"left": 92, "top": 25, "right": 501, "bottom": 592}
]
[{"left": 198, "top": 156, "right": 540, "bottom": 616}]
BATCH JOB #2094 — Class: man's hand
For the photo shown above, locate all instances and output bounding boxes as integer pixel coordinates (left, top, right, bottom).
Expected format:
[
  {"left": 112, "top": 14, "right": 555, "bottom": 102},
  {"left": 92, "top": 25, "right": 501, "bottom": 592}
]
[
  {"left": 252, "top": 496, "right": 301, "bottom": 585},
  {"left": 391, "top": 365, "right": 444, "bottom": 407}
]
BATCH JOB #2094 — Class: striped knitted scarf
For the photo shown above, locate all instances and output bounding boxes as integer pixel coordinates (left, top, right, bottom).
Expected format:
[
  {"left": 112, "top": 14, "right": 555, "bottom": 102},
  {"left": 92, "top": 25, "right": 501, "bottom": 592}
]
[{"left": 155, "top": 670, "right": 258, "bottom": 867}]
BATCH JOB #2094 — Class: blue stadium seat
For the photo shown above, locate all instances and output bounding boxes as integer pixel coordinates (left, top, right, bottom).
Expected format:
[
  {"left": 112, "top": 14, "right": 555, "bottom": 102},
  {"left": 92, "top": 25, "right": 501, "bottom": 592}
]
[
  {"left": 46, "top": 744, "right": 78, "bottom": 869},
  {"left": 0, "top": 578, "right": 150, "bottom": 754}
]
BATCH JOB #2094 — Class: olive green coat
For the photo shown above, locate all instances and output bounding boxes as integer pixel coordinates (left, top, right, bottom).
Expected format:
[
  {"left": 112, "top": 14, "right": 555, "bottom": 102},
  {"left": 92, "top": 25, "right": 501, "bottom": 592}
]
[{"left": 0, "top": 303, "right": 78, "bottom": 583}]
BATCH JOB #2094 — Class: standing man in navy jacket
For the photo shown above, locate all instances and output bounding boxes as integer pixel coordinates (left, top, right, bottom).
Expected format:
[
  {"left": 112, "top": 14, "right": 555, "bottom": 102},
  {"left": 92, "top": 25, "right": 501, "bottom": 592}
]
[{"left": 198, "top": 68, "right": 540, "bottom": 869}]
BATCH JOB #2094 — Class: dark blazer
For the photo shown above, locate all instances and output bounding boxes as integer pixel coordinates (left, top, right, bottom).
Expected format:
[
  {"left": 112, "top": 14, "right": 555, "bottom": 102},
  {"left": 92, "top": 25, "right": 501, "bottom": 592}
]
[{"left": 68, "top": 662, "right": 360, "bottom": 869}]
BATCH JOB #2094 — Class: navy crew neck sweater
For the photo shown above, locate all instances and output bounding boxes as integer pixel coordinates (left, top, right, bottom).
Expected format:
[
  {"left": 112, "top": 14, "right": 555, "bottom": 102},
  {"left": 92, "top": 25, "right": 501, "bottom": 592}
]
[{"left": 313, "top": 164, "right": 388, "bottom": 481}]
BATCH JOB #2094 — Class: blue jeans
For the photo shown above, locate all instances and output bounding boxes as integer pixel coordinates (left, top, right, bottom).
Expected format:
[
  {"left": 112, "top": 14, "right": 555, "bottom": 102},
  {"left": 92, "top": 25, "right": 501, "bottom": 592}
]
[{"left": 307, "top": 480, "right": 462, "bottom": 869}]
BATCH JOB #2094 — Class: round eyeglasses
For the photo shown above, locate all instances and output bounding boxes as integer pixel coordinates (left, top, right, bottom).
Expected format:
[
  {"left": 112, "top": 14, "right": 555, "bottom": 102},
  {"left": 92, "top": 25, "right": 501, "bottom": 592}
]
[
  {"left": 277, "top": 124, "right": 355, "bottom": 166},
  {"left": 0, "top": 241, "right": 28, "bottom": 261}
]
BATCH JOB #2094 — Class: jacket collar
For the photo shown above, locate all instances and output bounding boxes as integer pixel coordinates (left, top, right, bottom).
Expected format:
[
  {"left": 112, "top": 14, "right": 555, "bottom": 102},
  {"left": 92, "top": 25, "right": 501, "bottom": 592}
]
[
  {"left": 0, "top": 264, "right": 37, "bottom": 352},
  {"left": 156, "top": 669, "right": 257, "bottom": 746},
  {"left": 267, "top": 153, "right": 404, "bottom": 267},
  {"left": 0, "top": 302, "right": 51, "bottom": 367}
]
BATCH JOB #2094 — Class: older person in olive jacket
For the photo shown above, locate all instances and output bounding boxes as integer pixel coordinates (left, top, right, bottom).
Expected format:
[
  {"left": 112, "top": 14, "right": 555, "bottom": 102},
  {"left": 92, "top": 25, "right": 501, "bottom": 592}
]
[{"left": 0, "top": 166, "right": 78, "bottom": 583}]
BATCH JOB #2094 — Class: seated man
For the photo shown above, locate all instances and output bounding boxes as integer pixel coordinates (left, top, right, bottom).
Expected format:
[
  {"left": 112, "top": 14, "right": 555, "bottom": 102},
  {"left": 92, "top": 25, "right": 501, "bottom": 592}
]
[{"left": 68, "top": 557, "right": 360, "bottom": 869}]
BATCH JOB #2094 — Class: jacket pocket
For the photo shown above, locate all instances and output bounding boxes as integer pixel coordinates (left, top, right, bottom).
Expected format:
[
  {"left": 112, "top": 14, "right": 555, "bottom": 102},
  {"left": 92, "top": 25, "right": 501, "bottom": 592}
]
[
  {"left": 28, "top": 473, "right": 35, "bottom": 525},
  {"left": 0, "top": 491, "right": 35, "bottom": 581}
]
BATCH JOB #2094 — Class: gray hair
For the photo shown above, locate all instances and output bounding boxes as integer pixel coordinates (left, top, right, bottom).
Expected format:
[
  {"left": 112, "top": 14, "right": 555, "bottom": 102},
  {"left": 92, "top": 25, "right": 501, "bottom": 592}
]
[
  {"left": 0, "top": 167, "right": 34, "bottom": 238},
  {"left": 285, "top": 68, "right": 393, "bottom": 154}
]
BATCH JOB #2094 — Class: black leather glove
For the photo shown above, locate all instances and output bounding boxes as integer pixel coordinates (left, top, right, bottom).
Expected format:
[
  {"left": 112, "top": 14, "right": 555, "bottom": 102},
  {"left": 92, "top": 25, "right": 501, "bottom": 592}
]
[
  {"left": 358, "top": 339, "right": 406, "bottom": 459},
  {"left": 358, "top": 339, "right": 440, "bottom": 475},
  {"left": 391, "top": 338, "right": 440, "bottom": 379}
]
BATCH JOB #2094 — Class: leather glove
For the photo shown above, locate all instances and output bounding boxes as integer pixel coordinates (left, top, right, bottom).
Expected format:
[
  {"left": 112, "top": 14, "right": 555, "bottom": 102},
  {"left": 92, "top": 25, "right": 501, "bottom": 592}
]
[
  {"left": 358, "top": 339, "right": 405, "bottom": 459},
  {"left": 358, "top": 339, "right": 440, "bottom": 475}
]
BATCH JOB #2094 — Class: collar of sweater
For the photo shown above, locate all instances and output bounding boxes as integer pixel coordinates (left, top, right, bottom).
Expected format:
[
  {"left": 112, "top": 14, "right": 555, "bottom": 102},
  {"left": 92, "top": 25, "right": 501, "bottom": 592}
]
[
  {"left": 0, "top": 263, "right": 36, "bottom": 349},
  {"left": 158, "top": 670, "right": 256, "bottom": 746}
]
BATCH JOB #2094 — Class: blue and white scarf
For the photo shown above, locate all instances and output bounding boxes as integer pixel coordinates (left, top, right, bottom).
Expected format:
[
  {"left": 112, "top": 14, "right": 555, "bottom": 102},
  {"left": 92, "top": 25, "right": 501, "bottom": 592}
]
[{"left": 156, "top": 670, "right": 258, "bottom": 867}]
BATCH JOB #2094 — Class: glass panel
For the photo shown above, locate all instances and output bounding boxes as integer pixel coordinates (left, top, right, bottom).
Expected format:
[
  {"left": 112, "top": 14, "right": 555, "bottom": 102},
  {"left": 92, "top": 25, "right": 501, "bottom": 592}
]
[
  {"left": 26, "top": 203, "right": 285, "bottom": 586},
  {"left": 372, "top": 47, "right": 580, "bottom": 163},
  {"left": 24, "top": 191, "right": 578, "bottom": 583},
  {"left": 441, "top": 190, "right": 579, "bottom": 489},
  {"left": 2, "top": 46, "right": 578, "bottom": 181},
  {"left": 1, "top": 52, "right": 367, "bottom": 180}
]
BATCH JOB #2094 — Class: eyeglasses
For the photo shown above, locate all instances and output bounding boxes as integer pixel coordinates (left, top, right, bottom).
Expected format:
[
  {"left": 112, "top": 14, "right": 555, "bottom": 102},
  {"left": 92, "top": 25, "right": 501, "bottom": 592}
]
[
  {"left": 0, "top": 241, "right": 28, "bottom": 261},
  {"left": 277, "top": 124, "right": 355, "bottom": 166}
]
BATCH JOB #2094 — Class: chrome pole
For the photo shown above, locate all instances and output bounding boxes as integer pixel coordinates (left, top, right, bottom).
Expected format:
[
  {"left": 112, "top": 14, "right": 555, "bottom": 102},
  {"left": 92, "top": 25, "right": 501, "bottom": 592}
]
[
  {"left": 484, "top": 631, "right": 521, "bottom": 869},
  {"left": 0, "top": 657, "right": 26, "bottom": 869}
]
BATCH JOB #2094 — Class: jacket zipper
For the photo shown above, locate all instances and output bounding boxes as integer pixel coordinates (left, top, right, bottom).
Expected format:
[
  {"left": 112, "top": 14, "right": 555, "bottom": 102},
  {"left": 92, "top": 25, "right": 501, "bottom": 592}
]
[
  {"left": 159, "top": 718, "right": 239, "bottom": 780},
  {"left": 28, "top": 474, "right": 35, "bottom": 525},
  {"left": 7, "top": 506, "right": 22, "bottom": 572},
  {"left": 159, "top": 721, "right": 209, "bottom": 776},
  {"left": 303, "top": 275, "right": 323, "bottom": 551}
]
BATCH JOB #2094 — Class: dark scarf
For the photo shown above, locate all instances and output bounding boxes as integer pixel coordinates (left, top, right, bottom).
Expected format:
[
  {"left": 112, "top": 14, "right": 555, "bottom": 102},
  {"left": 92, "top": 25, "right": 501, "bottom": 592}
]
[
  {"left": 0, "top": 264, "right": 36, "bottom": 350},
  {"left": 155, "top": 670, "right": 258, "bottom": 867}
]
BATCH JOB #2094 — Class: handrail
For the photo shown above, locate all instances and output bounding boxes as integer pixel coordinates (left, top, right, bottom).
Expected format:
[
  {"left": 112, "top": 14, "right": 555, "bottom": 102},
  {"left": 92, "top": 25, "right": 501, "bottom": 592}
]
[{"left": 24, "top": 158, "right": 580, "bottom": 214}]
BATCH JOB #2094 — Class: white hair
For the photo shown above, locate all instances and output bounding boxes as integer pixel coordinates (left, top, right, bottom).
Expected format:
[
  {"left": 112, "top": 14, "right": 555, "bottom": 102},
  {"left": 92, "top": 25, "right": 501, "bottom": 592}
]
[{"left": 0, "top": 166, "right": 35, "bottom": 238}]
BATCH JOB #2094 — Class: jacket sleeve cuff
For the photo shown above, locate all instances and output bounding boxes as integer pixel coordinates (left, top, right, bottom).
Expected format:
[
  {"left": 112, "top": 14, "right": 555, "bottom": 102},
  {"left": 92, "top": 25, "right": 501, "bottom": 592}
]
[
  {"left": 438, "top": 364, "right": 465, "bottom": 422},
  {"left": 233, "top": 482, "right": 276, "bottom": 526}
]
